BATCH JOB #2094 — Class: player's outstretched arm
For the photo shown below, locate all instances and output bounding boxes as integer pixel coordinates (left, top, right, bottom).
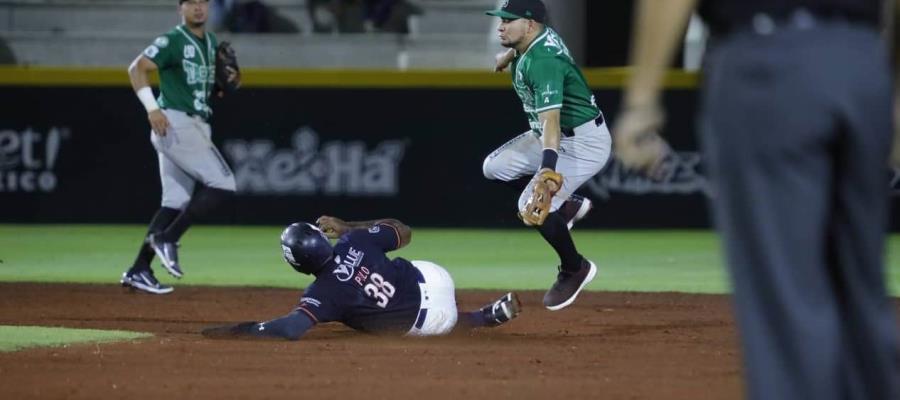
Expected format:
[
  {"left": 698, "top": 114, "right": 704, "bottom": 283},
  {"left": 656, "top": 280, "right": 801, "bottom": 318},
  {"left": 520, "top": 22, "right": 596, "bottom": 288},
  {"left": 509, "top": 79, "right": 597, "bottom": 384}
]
[
  {"left": 201, "top": 310, "right": 315, "bottom": 341},
  {"left": 370, "top": 219, "right": 411, "bottom": 248},
  {"left": 317, "top": 216, "right": 412, "bottom": 248}
]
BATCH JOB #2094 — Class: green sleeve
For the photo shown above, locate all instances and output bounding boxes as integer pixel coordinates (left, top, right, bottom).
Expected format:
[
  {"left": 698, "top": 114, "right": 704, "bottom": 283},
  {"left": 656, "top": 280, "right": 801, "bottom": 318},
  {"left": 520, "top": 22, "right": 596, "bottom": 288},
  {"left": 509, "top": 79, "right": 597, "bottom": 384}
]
[
  {"left": 526, "top": 57, "right": 565, "bottom": 113},
  {"left": 142, "top": 34, "right": 176, "bottom": 69}
]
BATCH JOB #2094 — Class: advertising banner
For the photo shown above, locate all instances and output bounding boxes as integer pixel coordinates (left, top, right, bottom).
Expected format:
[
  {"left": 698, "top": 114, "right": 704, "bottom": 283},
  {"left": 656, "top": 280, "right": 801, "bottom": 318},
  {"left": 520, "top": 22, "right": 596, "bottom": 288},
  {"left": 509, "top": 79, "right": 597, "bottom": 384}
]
[{"left": 2, "top": 85, "right": 897, "bottom": 229}]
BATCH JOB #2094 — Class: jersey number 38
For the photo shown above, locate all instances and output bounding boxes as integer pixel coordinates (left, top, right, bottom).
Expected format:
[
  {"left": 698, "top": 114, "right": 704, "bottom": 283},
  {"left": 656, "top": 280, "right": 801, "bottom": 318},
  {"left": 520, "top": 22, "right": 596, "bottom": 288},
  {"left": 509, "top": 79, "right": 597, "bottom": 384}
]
[{"left": 364, "top": 273, "right": 396, "bottom": 308}]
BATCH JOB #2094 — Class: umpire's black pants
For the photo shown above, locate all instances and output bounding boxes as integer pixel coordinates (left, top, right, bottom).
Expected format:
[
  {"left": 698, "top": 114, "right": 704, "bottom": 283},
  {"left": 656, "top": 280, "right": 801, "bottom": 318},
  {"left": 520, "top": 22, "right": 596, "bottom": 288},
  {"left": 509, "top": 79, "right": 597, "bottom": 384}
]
[{"left": 700, "top": 20, "right": 900, "bottom": 400}]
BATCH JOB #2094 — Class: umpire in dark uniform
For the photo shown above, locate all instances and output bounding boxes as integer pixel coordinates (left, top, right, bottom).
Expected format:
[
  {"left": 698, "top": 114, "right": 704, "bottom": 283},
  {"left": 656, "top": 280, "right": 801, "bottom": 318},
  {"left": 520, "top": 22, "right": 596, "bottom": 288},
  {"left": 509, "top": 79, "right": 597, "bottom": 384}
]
[{"left": 615, "top": 0, "right": 900, "bottom": 399}]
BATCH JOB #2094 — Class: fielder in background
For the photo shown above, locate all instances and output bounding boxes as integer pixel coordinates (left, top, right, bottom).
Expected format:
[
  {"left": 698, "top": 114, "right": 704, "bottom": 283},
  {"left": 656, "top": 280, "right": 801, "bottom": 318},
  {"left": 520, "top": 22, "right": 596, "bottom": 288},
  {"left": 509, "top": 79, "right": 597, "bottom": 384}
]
[
  {"left": 121, "top": 0, "right": 242, "bottom": 294},
  {"left": 201, "top": 217, "right": 521, "bottom": 340},
  {"left": 616, "top": 0, "right": 900, "bottom": 399},
  {"left": 483, "top": 0, "right": 611, "bottom": 310}
]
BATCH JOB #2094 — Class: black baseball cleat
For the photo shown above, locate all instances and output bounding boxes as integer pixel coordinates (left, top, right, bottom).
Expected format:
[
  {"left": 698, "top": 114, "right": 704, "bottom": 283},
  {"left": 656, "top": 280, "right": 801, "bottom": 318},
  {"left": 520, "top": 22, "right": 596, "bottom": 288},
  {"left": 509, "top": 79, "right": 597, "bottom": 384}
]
[
  {"left": 482, "top": 292, "right": 522, "bottom": 327},
  {"left": 148, "top": 234, "right": 183, "bottom": 279},
  {"left": 121, "top": 269, "right": 173, "bottom": 295},
  {"left": 559, "top": 194, "right": 593, "bottom": 230},
  {"left": 543, "top": 259, "right": 597, "bottom": 311}
]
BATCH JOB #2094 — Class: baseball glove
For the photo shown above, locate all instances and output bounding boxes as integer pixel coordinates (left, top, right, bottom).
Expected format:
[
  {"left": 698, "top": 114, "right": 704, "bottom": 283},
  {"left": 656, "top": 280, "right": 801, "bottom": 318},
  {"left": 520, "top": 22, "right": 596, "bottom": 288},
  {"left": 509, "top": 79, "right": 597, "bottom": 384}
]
[
  {"left": 201, "top": 321, "right": 258, "bottom": 340},
  {"left": 520, "top": 168, "right": 563, "bottom": 226},
  {"left": 214, "top": 41, "right": 241, "bottom": 94}
]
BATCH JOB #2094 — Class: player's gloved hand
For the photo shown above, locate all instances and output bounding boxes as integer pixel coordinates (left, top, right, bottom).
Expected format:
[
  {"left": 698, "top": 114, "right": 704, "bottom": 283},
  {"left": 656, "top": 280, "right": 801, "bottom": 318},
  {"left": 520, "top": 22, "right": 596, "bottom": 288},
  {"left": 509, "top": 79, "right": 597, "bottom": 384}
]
[
  {"left": 520, "top": 168, "right": 563, "bottom": 226},
  {"left": 316, "top": 215, "right": 349, "bottom": 239},
  {"left": 148, "top": 109, "right": 170, "bottom": 136},
  {"left": 216, "top": 66, "right": 241, "bottom": 98},
  {"left": 613, "top": 104, "right": 671, "bottom": 179},
  {"left": 214, "top": 41, "right": 241, "bottom": 98},
  {"left": 201, "top": 321, "right": 259, "bottom": 340}
]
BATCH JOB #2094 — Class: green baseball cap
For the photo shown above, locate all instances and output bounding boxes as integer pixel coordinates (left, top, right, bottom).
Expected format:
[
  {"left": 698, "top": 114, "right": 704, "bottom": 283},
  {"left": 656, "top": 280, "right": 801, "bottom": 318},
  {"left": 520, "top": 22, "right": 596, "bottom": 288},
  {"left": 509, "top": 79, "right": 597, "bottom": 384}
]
[{"left": 486, "top": 0, "right": 547, "bottom": 23}]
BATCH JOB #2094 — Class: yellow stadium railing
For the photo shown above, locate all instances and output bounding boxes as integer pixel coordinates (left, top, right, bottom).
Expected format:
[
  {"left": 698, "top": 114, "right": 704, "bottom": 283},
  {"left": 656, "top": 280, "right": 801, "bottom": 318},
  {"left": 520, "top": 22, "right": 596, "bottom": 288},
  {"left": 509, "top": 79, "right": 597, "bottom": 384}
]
[{"left": 0, "top": 66, "right": 699, "bottom": 89}]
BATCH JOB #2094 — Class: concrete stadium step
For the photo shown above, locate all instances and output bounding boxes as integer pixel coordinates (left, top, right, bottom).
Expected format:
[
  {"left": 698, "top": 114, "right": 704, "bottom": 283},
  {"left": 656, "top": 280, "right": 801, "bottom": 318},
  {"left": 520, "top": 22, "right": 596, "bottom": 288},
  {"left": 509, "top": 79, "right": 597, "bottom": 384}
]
[
  {"left": 3, "top": 30, "right": 495, "bottom": 68},
  {"left": 0, "top": 0, "right": 497, "bottom": 34}
]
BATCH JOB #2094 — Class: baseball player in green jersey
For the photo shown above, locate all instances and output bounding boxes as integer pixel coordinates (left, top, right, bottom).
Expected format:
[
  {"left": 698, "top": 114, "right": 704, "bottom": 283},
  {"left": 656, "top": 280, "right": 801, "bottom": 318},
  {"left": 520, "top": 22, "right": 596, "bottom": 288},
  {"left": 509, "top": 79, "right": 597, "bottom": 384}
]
[
  {"left": 120, "top": 0, "right": 240, "bottom": 294},
  {"left": 484, "top": 0, "right": 611, "bottom": 310}
]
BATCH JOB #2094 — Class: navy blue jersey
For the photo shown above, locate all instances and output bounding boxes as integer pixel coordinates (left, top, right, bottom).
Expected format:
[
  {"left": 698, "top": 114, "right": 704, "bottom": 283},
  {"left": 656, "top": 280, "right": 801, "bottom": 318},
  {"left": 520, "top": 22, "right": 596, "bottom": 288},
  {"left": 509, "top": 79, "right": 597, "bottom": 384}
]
[{"left": 295, "top": 224, "right": 423, "bottom": 333}]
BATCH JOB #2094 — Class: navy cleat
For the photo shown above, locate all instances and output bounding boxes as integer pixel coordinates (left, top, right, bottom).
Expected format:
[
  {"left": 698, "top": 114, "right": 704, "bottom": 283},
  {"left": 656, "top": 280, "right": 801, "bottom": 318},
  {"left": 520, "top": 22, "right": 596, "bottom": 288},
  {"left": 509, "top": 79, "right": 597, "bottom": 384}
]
[
  {"left": 559, "top": 194, "right": 593, "bottom": 230},
  {"left": 121, "top": 269, "right": 173, "bottom": 295},
  {"left": 482, "top": 292, "right": 522, "bottom": 326},
  {"left": 543, "top": 259, "right": 597, "bottom": 311},
  {"left": 148, "top": 234, "right": 182, "bottom": 278}
]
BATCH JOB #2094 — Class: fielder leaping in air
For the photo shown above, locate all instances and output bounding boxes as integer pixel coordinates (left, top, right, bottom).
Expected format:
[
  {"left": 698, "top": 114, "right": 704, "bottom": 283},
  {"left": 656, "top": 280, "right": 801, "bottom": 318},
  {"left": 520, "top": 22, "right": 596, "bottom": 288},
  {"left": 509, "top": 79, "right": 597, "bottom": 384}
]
[
  {"left": 201, "top": 216, "right": 521, "bottom": 340},
  {"left": 483, "top": 0, "right": 611, "bottom": 310}
]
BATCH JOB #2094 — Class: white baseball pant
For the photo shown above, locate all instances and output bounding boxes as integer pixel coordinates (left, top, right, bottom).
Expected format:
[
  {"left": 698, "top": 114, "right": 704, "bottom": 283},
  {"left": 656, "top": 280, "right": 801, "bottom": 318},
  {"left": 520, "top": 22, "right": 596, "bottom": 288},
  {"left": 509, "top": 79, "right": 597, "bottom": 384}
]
[
  {"left": 150, "top": 109, "right": 236, "bottom": 209},
  {"left": 407, "top": 260, "right": 459, "bottom": 337},
  {"left": 482, "top": 118, "right": 612, "bottom": 213}
]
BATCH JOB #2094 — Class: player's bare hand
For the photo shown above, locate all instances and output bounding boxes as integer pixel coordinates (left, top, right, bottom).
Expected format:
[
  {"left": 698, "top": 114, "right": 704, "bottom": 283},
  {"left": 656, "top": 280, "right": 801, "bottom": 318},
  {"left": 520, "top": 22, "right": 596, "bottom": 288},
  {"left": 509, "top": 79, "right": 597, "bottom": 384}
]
[
  {"left": 316, "top": 215, "right": 348, "bottom": 238},
  {"left": 613, "top": 104, "right": 671, "bottom": 179},
  {"left": 494, "top": 49, "right": 515, "bottom": 73},
  {"left": 148, "top": 109, "right": 169, "bottom": 136}
]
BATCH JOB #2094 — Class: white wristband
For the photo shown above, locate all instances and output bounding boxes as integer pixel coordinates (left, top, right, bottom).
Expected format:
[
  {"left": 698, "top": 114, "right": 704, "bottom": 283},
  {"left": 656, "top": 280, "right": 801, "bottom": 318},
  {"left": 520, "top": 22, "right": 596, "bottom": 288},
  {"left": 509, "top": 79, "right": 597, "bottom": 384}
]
[{"left": 136, "top": 87, "right": 160, "bottom": 112}]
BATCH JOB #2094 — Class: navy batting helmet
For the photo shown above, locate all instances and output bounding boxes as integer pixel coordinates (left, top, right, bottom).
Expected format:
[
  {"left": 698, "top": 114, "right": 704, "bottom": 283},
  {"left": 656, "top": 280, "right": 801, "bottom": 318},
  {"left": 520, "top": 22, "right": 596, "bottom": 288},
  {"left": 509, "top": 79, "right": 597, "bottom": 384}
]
[{"left": 280, "top": 222, "right": 333, "bottom": 275}]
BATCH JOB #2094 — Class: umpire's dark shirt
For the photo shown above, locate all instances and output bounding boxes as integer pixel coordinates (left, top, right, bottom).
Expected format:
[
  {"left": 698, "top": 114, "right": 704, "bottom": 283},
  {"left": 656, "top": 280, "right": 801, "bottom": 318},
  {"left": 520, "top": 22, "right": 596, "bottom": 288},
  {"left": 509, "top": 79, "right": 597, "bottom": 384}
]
[{"left": 699, "top": 0, "right": 881, "bottom": 35}]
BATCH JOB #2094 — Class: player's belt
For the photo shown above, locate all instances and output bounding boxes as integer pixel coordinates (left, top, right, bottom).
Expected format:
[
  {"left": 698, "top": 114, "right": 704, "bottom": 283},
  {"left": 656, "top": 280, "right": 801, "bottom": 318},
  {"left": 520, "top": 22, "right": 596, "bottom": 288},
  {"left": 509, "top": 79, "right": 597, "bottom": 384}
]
[
  {"left": 413, "top": 309, "right": 428, "bottom": 329},
  {"left": 561, "top": 113, "right": 604, "bottom": 137},
  {"left": 412, "top": 267, "right": 428, "bottom": 330},
  {"left": 167, "top": 108, "right": 208, "bottom": 122},
  {"left": 184, "top": 111, "right": 207, "bottom": 121}
]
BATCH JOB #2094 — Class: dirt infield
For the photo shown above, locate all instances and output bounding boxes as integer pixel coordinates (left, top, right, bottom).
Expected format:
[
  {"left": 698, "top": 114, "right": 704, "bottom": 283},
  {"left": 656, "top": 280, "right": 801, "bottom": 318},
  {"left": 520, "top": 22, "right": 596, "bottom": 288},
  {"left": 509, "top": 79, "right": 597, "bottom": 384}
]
[{"left": 0, "top": 283, "right": 745, "bottom": 399}]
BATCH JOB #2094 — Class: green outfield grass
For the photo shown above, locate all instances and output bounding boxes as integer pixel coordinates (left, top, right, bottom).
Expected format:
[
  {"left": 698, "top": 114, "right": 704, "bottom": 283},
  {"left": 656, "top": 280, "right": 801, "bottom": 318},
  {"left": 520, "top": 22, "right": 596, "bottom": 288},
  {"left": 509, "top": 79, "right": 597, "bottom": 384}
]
[
  {"left": 1, "top": 225, "right": 899, "bottom": 295},
  {"left": 0, "top": 325, "right": 150, "bottom": 352}
]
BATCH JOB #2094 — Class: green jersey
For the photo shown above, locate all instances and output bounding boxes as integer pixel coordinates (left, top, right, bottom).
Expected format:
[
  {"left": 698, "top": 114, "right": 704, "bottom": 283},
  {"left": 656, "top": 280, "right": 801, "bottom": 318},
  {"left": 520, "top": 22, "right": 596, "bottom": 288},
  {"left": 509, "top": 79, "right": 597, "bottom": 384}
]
[
  {"left": 510, "top": 27, "right": 600, "bottom": 135},
  {"left": 142, "top": 25, "right": 218, "bottom": 120}
]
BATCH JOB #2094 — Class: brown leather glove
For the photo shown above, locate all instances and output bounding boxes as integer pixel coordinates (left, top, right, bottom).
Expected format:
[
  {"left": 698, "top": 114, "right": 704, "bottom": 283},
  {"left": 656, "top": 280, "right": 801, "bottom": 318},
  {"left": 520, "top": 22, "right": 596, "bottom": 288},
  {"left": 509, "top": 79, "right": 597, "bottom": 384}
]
[{"left": 520, "top": 168, "right": 563, "bottom": 226}]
